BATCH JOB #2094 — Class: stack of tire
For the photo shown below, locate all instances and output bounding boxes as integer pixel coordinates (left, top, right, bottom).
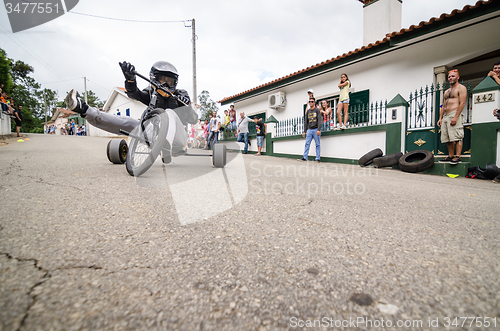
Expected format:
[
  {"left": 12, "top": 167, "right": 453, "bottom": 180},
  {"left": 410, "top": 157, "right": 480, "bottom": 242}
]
[{"left": 358, "top": 148, "right": 434, "bottom": 173}]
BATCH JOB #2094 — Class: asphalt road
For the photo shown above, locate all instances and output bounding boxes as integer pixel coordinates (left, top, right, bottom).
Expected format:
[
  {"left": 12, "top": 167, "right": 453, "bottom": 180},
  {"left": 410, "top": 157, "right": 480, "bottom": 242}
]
[{"left": 1, "top": 133, "right": 499, "bottom": 331}]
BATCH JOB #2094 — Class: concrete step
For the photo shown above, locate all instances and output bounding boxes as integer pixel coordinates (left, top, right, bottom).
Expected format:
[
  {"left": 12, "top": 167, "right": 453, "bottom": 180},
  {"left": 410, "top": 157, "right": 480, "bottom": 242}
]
[{"left": 423, "top": 156, "right": 472, "bottom": 177}]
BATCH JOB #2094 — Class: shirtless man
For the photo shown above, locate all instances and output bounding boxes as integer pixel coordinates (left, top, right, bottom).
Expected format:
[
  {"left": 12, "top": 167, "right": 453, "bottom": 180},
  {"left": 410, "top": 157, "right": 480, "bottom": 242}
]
[
  {"left": 437, "top": 69, "right": 467, "bottom": 164},
  {"left": 487, "top": 61, "right": 500, "bottom": 85}
]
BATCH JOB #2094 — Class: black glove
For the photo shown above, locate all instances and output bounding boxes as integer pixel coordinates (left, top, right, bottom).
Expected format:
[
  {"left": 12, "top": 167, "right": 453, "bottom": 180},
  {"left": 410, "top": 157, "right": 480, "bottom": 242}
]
[
  {"left": 173, "top": 90, "right": 190, "bottom": 106},
  {"left": 119, "top": 61, "right": 136, "bottom": 81}
]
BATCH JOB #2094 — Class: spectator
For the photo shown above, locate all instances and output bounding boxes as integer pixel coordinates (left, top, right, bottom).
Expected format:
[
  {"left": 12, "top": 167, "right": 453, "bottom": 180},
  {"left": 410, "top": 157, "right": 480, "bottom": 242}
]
[
  {"left": 82, "top": 124, "right": 86, "bottom": 136},
  {"left": 71, "top": 120, "right": 76, "bottom": 135},
  {"left": 319, "top": 100, "right": 332, "bottom": 131},
  {"left": 204, "top": 111, "right": 220, "bottom": 150},
  {"left": 298, "top": 97, "right": 321, "bottom": 162},
  {"left": 253, "top": 116, "right": 266, "bottom": 156},
  {"left": 305, "top": 89, "right": 314, "bottom": 111},
  {"left": 236, "top": 111, "right": 252, "bottom": 154},
  {"left": 195, "top": 119, "right": 203, "bottom": 148},
  {"left": 187, "top": 123, "right": 195, "bottom": 148},
  {"left": 336, "top": 73, "right": 350, "bottom": 130},
  {"left": 229, "top": 105, "right": 237, "bottom": 137},
  {"left": 202, "top": 119, "right": 209, "bottom": 149},
  {"left": 223, "top": 110, "right": 230, "bottom": 138},
  {"left": 487, "top": 61, "right": 500, "bottom": 85},
  {"left": 1, "top": 91, "right": 10, "bottom": 114},
  {"left": 437, "top": 69, "right": 467, "bottom": 165},
  {"left": 14, "top": 105, "right": 22, "bottom": 137}
]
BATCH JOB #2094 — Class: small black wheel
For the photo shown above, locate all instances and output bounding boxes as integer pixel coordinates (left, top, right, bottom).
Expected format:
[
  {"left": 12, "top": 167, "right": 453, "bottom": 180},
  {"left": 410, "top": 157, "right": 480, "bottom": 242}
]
[
  {"left": 373, "top": 152, "right": 403, "bottom": 168},
  {"left": 126, "top": 109, "right": 168, "bottom": 176},
  {"left": 358, "top": 148, "right": 383, "bottom": 167},
  {"left": 107, "top": 139, "right": 128, "bottom": 164},
  {"left": 399, "top": 150, "right": 434, "bottom": 173},
  {"left": 212, "top": 143, "right": 227, "bottom": 168}
]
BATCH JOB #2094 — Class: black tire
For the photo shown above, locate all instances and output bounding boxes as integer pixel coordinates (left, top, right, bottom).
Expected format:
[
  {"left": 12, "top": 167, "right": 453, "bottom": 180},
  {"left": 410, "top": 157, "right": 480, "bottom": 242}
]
[
  {"left": 373, "top": 152, "right": 403, "bottom": 168},
  {"left": 358, "top": 148, "right": 383, "bottom": 167},
  {"left": 212, "top": 143, "right": 227, "bottom": 168},
  {"left": 107, "top": 139, "right": 128, "bottom": 164},
  {"left": 126, "top": 109, "right": 168, "bottom": 176},
  {"left": 399, "top": 150, "right": 434, "bottom": 173}
]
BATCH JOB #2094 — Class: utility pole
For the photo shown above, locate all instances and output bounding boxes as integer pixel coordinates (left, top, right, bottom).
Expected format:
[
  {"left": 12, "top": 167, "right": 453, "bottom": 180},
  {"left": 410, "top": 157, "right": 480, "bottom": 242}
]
[
  {"left": 83, "top": 77, "right": 88, "bottom": 104},
  {"left": 192, "top": 18, "right": 197, "bottom": 106},
  {"left": 43, "top": 91, "right": 47, "bottom": 134}
]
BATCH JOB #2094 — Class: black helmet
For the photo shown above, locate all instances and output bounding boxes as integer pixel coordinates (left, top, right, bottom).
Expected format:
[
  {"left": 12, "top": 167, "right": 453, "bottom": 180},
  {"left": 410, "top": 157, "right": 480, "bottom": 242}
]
[{"left": 150, "top": 61, "right": 179, "bottom": 89}]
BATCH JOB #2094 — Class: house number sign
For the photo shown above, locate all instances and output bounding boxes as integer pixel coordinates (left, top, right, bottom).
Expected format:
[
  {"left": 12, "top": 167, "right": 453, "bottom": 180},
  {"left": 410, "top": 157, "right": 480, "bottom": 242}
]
[{"left": 474, "top": 92, "right": 495, "bottom": 104}]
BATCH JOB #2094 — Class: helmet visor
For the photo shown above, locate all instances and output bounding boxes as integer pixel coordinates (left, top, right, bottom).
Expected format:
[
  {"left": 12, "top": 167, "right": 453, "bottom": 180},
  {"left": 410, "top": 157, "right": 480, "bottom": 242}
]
[{"left": 156, "top": 74, "right": 177, "bottom": 88}]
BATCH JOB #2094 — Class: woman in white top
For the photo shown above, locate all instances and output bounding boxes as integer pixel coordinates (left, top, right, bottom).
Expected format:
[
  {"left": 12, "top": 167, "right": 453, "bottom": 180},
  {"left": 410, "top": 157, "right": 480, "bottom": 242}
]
[{"left": 336, "top": 73, "right": 350, "bottom": 130}]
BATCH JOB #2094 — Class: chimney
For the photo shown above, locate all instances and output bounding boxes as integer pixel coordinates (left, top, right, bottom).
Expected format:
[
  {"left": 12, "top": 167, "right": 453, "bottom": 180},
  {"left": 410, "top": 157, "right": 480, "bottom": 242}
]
[{"left": 360, "top": 0, "right": 402, "bottom": 46}]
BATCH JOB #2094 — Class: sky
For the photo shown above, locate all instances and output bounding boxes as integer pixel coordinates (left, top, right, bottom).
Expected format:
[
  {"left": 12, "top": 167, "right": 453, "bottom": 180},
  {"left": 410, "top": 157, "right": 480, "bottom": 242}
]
[{"left": 0, "top": 0, "right": 480, "bottom": 109}]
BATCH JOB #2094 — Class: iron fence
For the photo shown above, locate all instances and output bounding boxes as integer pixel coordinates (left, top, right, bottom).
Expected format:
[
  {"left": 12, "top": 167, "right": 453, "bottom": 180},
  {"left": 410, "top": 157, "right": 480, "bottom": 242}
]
[
  {"left": 275, "top": 101, "right": 387, "bottom": 138},
  {"left": 407, "top": 81, "right": 472, "bottom": 130}
]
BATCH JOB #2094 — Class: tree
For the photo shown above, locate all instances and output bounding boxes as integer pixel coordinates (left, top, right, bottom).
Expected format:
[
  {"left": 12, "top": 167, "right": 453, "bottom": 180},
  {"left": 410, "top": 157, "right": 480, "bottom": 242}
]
[
  {"left": 1, "top": 48, "right": 58, "bottom": 133},
  {"left": 0, "top": 49, "right": 13, "bottom": 94},
  {"left": 198, "top": 90, "right": 219, "bottom": 120},
  {"left": 83, "top": 90, "right": 105, "bottom": 108},
  {"left": 56, "top": 89, "right": 105, "bottom": 109}
]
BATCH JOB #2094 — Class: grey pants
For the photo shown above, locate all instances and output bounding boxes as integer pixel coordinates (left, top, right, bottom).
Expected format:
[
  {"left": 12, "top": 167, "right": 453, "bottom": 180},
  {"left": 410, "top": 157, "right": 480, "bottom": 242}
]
[{"left": 84, "top": 106, "right": 188, "bottom": 152}]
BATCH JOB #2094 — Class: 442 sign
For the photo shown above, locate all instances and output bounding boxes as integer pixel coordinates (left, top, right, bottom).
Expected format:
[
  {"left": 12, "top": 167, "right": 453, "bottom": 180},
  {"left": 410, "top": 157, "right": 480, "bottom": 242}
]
[{"left": 474, "top": 92, "right": 495, "bottom": 104}]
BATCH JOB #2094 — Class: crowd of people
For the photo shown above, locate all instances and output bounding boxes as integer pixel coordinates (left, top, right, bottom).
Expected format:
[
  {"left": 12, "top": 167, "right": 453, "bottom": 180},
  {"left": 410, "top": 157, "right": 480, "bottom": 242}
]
[
  {"left": 0, "top": 84, "right": 23, "bottom": 137},
  {"left": 45, "top": 120, "right": 87, "bottom": 135}
]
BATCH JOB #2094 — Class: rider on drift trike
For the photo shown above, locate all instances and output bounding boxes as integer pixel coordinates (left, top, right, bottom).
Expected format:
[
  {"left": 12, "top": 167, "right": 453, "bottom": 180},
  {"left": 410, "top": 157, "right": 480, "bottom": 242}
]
[{"left": 65, "top": 61, "right": 198, "bottom": 159}]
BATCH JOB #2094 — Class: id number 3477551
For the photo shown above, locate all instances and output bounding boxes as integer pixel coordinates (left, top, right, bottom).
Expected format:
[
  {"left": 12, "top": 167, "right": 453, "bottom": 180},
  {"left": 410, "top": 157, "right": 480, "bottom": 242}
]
[{"left": 5, "top": 2, "right": 61, "bottom": 14}]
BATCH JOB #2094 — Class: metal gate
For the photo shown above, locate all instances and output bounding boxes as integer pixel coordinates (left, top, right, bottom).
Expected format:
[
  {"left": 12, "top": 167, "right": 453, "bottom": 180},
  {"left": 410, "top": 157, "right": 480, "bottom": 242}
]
[{"left": 405, "top": 82, "right": 472, "bottom": 155}]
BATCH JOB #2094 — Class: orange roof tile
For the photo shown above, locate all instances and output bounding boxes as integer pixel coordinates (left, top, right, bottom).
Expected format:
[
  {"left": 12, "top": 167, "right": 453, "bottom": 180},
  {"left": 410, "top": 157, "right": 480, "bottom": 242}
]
[{"left": 219, "top": 0, "right": 494, "bottom": 104}]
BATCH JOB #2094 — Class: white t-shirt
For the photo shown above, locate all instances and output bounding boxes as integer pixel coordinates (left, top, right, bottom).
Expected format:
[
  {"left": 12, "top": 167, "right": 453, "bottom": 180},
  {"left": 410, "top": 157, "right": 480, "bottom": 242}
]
[{"left": 209, "top": 117, "right": 220, "bottom": 132}]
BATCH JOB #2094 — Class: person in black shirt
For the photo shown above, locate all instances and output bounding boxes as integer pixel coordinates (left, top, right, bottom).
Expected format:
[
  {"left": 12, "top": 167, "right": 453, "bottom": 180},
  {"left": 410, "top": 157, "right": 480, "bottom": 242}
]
[
  {"left": 14, "top": 105, "right": 22, "bottom": 137},
  {"left": 298, "top": 97, "right": 321, "bottom": 162},
  {"left": 253, "top": 116, "right": 266, "bottom": 156}
]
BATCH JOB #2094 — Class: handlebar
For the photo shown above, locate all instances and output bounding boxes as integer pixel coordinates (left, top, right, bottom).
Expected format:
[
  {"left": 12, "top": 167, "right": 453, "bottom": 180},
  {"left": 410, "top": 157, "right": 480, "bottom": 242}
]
[{"left": 131, "top": 70, "right": 189, "bottom": 107}]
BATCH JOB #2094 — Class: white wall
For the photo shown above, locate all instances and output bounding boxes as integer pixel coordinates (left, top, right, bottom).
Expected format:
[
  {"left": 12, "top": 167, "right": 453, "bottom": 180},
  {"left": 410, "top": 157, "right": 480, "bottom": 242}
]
[
  {"left": 274, "top": 131, "right": 386, "bottom": 159},
  {"left": 0, "top": 112, "right": 11, "bottom": 135},
  {"left": 107, "top": 93, "right": 144, "bottom": 121},
  {"left": 363, "top": 0, "right": 402, "bottom": 46}
]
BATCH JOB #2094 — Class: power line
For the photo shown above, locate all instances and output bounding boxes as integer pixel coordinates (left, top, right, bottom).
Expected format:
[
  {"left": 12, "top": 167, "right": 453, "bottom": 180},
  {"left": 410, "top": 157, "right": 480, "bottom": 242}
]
[
  {"left": 85, "top": 78, "right": 112, "bottom": 95},
  {"left": 0, "top": 23, "right": 75, "bottom": 89},
  {"left": 40, "top": 78, "right": 83, "bottom": 85},
  {"left": 69, "top": 11, "right": 191, "bottom": 24}
]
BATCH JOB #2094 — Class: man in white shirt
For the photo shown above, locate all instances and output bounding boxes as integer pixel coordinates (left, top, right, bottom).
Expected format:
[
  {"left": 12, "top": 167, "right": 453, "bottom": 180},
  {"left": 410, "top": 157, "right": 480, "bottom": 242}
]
[
  {"left": 204, "top": 111, "right": 220, "bottom": 150},
  {"left": 236, "top": 111, "right": 252, "bottom": 154}
]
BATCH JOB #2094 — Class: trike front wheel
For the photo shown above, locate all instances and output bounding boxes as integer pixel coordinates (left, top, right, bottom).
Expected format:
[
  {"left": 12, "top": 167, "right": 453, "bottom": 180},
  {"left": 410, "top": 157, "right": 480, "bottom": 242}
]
[{"left": 126, "top": 109, "right": 169, "bottom": 176}]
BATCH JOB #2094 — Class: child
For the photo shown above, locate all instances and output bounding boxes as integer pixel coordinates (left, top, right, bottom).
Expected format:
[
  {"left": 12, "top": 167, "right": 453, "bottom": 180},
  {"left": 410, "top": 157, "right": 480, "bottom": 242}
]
[{"left": 336, "top": 73, "right": 350, "bottom": 130}]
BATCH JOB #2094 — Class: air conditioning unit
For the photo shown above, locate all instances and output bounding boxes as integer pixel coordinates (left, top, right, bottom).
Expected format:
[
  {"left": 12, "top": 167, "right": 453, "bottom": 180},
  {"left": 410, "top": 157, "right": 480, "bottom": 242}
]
[{"left": 268, "top": 92, "right": 286, "bottom": 109}]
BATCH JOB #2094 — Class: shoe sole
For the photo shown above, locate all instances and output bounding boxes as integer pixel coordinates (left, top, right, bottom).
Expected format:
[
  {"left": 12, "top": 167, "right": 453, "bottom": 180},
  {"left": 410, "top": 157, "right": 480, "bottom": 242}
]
[{"left": 65, "top": 89, "right": 78, "bottom": 111}]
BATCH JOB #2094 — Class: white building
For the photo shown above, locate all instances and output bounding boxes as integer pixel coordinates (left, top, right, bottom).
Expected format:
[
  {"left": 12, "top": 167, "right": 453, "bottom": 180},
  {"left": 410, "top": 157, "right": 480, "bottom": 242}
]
[
  {"left": 87, "top": 87, "right": 145, "bottom": 137},
  {"left": 219, "top": 0, "right": 500, "bottom": 167}
]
